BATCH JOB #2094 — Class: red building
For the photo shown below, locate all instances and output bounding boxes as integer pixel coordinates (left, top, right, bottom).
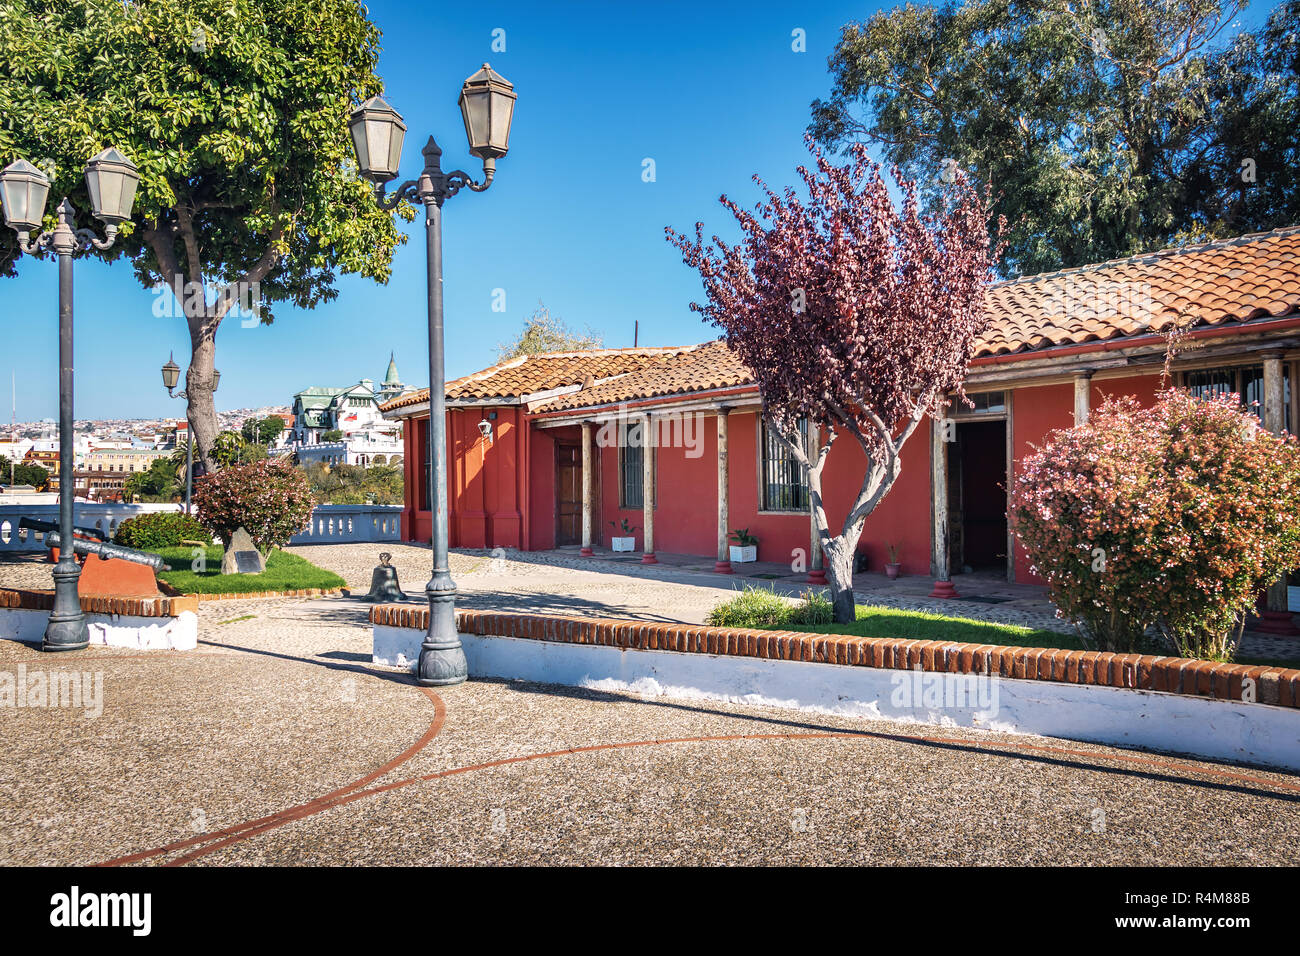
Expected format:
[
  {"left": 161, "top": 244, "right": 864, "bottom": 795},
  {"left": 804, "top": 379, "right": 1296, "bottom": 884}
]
[{"left": 383, "top": 227, "right": 1300, "bottom": 598}]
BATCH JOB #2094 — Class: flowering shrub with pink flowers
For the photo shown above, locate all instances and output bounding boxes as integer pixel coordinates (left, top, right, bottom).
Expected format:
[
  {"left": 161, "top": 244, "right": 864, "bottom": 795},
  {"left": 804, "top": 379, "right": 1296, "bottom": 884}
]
[
  {"left": 1011, "top": 389, "right": 1300, "bottom": 660},
  {"left": 193, "top": 459, "right": 315, "bottom": 556}
]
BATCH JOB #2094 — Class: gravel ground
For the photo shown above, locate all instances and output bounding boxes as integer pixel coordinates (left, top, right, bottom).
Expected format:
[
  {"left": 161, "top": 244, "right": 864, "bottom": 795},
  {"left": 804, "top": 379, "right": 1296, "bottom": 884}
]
[{"left": 2, "top": 592, "right": 1298, "bottom": 866}]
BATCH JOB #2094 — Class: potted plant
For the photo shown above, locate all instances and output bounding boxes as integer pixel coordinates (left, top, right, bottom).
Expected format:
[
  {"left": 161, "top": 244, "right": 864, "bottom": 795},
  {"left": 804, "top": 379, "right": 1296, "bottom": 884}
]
[
  {"left": 729, "top": 528, "right": 759, "bottom": 563},
  {"left": 610, "top": 518, "right": 637, "bottom": 552},
  {"left": 885, "top": 543, "right": 901, "bottom": 579}
]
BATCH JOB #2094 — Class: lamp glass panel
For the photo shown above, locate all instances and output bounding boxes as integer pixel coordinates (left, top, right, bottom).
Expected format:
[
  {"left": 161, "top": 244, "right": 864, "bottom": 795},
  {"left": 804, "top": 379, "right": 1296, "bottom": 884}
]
[
  {"left": 490, "top": 94, "right": 514, "bottom": 151},
  {"left": 349, "top": 119, "right": 371, "bottom": 174},
  {"left": 384, "top": 120, "right": 404, "bottom": 176},
  {"left": 367, "top": 118, "right": 392, "bottom": 177},
  {"left": 462, "top": 91, "right": 489, "bottom": 149}
]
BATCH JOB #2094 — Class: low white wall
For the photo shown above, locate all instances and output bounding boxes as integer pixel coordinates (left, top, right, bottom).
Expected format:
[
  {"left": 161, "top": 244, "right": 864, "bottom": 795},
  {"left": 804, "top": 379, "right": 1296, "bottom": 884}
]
[
  {"left": 0, "top": 607, "right": 197, "bottom": 651},
  {"left": 374, "top": 625, "right": 1300, "bottom": 771}
]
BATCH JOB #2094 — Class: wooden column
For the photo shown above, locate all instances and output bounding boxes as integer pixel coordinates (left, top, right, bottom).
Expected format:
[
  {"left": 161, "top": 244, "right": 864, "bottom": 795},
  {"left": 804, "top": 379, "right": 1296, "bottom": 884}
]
[
  {"left": 806, "top": 423, "right": 826, "bottom": 584},
  {"left": 640, "top": 412, "right": 657, "bottom": 564},
  {"left": 579, "top": 420, "right": 594, "bottom": 556},
  {"left": 929, "top": 414, "right": 959, "bottom": 598},
  {"left": 1259, "top": 353, "right": 1297, "bottom": 632},
  {"left": 1073, "top": 370, "right": 1093, "bottom": 426},
  {"left": 714, "top": 408, "right": 732, "bottom": 573}
]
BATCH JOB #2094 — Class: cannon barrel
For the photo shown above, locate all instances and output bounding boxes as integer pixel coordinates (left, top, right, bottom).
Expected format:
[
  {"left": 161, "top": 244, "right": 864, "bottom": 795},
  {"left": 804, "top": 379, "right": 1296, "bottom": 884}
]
[
  {"left": 42, "top": 531, "right": 166, "bottom": 571},
  {"left": 18, "top": 516, "right": 109, "bottom": 542}
]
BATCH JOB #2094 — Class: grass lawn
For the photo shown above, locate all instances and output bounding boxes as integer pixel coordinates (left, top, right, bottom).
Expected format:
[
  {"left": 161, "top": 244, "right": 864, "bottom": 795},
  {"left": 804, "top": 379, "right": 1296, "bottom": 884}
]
[
  {"left": 151, "top": 545, "right": 346, "bottom": 595},
  {"left": 708, "top": 586, "right": 1299, "bottom": 669},
  {"left": 811, "top": 605, "right": 1078, "bottom": 649}
]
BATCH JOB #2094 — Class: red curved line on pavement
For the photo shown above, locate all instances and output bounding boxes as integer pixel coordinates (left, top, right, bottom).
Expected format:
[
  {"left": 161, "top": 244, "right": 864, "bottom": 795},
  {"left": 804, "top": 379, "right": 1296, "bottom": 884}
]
[
  {"left": 96, "top": 688, "right": 445, "bottom": 867},
  {"left": 159, "top": 726, "right": 1300, "bottom": 866}
]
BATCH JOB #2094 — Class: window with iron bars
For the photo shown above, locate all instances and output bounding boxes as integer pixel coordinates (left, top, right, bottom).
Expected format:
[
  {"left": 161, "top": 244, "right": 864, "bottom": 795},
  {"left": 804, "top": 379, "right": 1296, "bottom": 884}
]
[{"left": 760, "top": 418, "right": 809, "bottom": 512}]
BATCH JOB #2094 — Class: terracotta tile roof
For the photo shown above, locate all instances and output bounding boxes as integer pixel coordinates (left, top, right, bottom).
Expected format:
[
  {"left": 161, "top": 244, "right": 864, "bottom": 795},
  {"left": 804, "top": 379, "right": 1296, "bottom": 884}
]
[
  {"left": 977, "top": 225, "right": 1300, "bottom": 356},
  {"left": 531, "top": 340, "right": 753, "bottom": 413},
  {"left": 379, "top": 347, "right": 695, "bottom": 412},
  {"left": 383, "top": 226, "right": 1300, "bottom": 416}
]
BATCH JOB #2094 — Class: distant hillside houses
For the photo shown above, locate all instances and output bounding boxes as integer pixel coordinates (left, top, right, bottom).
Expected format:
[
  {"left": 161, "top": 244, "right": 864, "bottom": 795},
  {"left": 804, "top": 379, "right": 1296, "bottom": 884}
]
[{"left": 283, "top": 354, "right": 410, "bottom": 467}]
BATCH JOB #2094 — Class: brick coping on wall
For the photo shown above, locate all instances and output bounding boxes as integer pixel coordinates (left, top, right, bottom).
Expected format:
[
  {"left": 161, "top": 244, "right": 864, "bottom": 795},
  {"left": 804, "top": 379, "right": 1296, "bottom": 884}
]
[
  {"left": 370, "top": 605, "right": 1300, "bottom": 709},
  {"left": 0, "top": 588, "right": 198, "bottom": 618}
]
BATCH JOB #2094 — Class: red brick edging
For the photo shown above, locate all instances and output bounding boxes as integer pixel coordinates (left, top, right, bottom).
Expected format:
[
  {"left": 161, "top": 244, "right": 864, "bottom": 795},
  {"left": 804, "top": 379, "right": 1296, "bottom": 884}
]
[
  {"left": 370, "top": 606, "right": 1300, "bottom": 709},
  {"left": 1, "top": 587, "right": 197, "bottom": 618}
]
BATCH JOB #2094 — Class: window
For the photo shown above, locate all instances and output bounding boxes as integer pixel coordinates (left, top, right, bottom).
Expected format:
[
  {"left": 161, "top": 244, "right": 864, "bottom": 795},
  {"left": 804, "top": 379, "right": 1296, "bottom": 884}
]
[
  {"left": 1184, "top": 364, "right": 1291, "bottom": 432},
  {"left": 760, "top": 418, "right": 809, "bottom": 512},
  {"left": 619, "top": 419, "right": 654, "bottom": 510},
  {"left": 959, "top": 391, "right": 1006, "bottom": 414}
]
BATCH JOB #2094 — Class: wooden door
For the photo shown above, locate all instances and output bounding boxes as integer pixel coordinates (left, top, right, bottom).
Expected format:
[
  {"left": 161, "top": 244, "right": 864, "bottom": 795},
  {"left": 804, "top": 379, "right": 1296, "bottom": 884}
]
[{"left": 556, "top": 442, "right": 582, "bottom": 546}]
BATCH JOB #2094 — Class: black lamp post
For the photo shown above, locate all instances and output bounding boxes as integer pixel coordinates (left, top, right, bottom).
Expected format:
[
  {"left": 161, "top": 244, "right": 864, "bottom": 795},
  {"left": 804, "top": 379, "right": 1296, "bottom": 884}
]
[
  {"left": 349, "top": 64, "right": 516, "bottom": 687},
  {"left": 161, "top": 352, "right": 219, "bottom": 513},
  {"left": 0, "top": 148, "right": 140, "bottom": 651}
]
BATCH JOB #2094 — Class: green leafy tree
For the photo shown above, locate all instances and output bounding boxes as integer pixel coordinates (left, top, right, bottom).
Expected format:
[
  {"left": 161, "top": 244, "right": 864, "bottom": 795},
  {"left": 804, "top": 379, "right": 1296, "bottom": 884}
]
[
  {"left": 0, "top": 0, "right": 412, "bottom": 472},
  {"left": 122, "top": 456, "right": 181, "bottom": 502},
  {"left": 495, "top": 303, "right": 602, "bottom": 360},
  {"left": 3, "top": 461, "right": 51, "bottom": 489},
  {"left": 809, "top": 0, "right": 1297, "bottom": 275},
  {"left": 241, "top": 415, "right": 285, "bottom": 445},
  {"left": 319, "top": 429, "right": 344, "bottom": 443},
  {"left": 302, "top": 461, "right": 402, "bottom": 504}
]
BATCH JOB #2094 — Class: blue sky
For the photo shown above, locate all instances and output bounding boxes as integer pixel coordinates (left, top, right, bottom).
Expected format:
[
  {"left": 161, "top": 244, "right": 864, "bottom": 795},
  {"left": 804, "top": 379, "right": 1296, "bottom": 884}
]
[{"left": 0, "top": 0, "right": 1278, "bottom": 421}]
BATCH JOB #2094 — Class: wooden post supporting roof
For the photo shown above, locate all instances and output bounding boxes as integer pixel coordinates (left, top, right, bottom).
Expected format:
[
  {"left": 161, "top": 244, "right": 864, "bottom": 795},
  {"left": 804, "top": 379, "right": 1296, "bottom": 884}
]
[
  {"left": 714, "top": 408, "right": 732, "bottom": 573},
  {"left": 580, "top": 420, "right": 594, "bottom": 557},
  {"left": 641, "top": 412, "right": 657, "bottom": 564}
]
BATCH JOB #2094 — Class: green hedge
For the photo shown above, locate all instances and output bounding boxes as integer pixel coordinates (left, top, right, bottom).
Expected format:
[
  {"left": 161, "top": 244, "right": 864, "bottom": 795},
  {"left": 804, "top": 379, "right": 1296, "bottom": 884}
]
[{"left": 114, "top": 512, "right": 211, "bottom": 550}]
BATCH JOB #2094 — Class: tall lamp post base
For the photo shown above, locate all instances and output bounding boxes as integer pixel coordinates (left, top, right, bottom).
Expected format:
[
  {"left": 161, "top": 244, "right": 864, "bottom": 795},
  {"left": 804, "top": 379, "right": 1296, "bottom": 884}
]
[
  {"left": 43, "top": 559, "right": 88, "bottom": 651},
  {"left": 416, "top": 577, "right": 468, "bottom": 686}
]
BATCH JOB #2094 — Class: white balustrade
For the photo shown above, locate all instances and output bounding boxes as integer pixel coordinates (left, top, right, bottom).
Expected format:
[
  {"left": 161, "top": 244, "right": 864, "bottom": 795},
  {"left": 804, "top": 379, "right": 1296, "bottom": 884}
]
[{"left": 0, "top": 502, "right": 402, "bottom": 551}]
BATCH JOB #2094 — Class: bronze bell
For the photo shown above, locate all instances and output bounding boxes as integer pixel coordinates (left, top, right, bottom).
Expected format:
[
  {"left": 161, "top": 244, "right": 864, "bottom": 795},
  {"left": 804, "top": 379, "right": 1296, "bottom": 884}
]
[{"left": 365, "top": 552, "right": 405, "bottom": 602}]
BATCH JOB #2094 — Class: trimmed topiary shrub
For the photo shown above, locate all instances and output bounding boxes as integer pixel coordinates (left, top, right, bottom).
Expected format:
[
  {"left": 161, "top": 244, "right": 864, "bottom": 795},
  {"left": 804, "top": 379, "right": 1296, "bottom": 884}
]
[
  {"left": 113, "top": 512, "right": 211, "bottom": 550},
  {"left": 192, "top": 458, "right": 315, "bottom": 556},
  {"left": 1011, "top": 388, "right": 1300, "bottom": 660}
]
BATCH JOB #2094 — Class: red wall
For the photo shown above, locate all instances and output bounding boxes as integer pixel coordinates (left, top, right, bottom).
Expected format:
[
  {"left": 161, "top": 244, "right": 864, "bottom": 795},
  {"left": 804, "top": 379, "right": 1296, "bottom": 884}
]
[
  {"left": 1010, "top": 372, "right": 1163, "bottom": 582},
  {"left": 398, "top": 368, "right": 1164, "bottom": 582},
  {"left": 402, "top": 404, "right": 526, "bottom": 550}
]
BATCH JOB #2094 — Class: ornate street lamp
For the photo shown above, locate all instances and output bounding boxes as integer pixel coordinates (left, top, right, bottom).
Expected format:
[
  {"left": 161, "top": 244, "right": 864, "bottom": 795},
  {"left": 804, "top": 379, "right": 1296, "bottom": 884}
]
[
  {"left": 0, "top": 148, "right": 139, "bottom": 651},
  {"left": 349, "top": 64, "right": 516, "bottom": 687}
]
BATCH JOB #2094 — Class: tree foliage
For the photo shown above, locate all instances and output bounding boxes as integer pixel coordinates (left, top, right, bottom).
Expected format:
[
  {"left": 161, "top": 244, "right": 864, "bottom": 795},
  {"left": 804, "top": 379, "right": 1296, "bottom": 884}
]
[
  {"left": 667, "top": 140, "right": 1003, "bottom": 622},
  {"left": 0, "top": 0, "right": 412, "bottom": 469},
  {"left": 2, "top": 460, "right": 51, "bottom": 490},
  {"left": 193, "top": 457, "right": 314, "bottom": 554},
  {"left": 810, "top": 0, "right": 1299, "bottom": 275},
  {"left": 1011, "top": 389, "right": 1300, "bottom": 659},
  {"left": 302, "top": 461, "right": 402, "bottom": 504},
  {"left": 241, "top": 415, "right": 286, "bottom": 445},
  {"left": 122, "top": 456, "right": 181, "bottom": 501},
  {"left": 495, "top": 303, "right": 602, "bottom": 360}
]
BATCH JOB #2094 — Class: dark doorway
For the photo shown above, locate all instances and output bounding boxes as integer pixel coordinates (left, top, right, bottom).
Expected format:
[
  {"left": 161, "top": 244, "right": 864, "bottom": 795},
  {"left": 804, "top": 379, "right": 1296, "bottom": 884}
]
[
  {"left": 555, "top": 442, "right": 583, "bottom": 546},
  {"left": 949, "top": 419, "right": 1008, "bottom": 573}
]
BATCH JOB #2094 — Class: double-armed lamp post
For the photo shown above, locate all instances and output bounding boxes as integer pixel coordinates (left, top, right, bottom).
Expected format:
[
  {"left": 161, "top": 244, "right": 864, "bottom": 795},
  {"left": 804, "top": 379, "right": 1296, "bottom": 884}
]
[
  {"left": 0, "top": 150, "right": 140, "bottom": 652},
  {"left": 347, "top": 64, "right": 516, "bottom": 686}
]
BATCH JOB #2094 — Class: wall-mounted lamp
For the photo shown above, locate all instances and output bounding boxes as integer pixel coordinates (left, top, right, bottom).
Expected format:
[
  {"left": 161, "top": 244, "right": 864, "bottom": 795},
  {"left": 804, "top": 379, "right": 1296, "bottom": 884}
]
[{"left": 477, "top": 418, "right": 494, "bottom": 444}]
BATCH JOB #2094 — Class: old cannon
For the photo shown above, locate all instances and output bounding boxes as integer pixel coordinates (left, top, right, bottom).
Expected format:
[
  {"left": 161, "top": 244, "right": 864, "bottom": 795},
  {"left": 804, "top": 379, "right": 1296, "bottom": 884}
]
[{"left": 23, "top": 519, "right": 167, "bottom": 597}]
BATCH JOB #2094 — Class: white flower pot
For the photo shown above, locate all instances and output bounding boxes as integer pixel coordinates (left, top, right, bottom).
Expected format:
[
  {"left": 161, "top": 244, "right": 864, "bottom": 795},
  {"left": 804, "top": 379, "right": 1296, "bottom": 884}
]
[
  {"left": 611, "top": 536, "right": 636, "bottom": 552},
  {"left": 729, "top": 544, "right": 757, "bottom": 563}
]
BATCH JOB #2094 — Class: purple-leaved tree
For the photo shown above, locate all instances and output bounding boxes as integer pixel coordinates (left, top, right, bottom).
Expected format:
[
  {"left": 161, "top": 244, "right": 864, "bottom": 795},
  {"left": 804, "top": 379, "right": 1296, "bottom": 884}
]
[{"left": 667, "top": 141, "right": 1004, "bottom": 622}]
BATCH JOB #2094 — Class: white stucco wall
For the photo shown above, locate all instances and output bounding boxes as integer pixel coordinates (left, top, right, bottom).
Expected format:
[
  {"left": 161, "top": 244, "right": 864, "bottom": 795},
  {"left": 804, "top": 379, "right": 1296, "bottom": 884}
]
[
  {"left": 374, "top": 625, "right": 1300, "bottom": 771},
  {"left": 1, "top": 608, "right": 197, "bottom": 650}
]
